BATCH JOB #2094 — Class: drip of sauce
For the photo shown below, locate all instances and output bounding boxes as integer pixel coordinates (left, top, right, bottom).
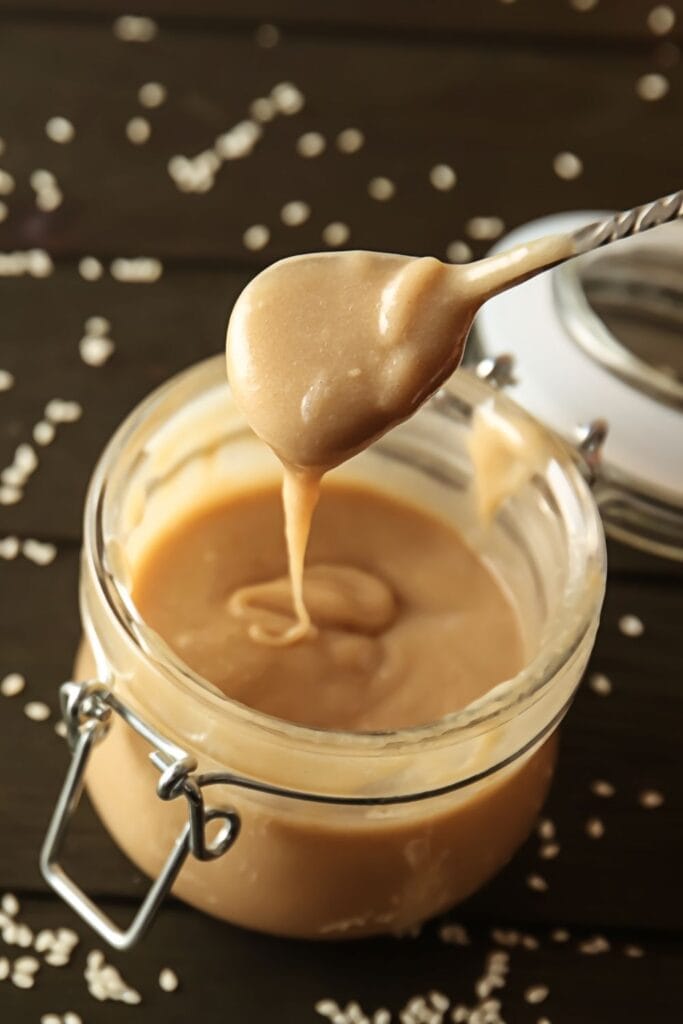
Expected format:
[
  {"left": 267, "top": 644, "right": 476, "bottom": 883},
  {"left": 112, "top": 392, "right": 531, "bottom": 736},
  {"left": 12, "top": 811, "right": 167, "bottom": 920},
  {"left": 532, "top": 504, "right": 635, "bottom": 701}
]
[{"left": 226, "top": 238, "right": 572, "bottom": 643}]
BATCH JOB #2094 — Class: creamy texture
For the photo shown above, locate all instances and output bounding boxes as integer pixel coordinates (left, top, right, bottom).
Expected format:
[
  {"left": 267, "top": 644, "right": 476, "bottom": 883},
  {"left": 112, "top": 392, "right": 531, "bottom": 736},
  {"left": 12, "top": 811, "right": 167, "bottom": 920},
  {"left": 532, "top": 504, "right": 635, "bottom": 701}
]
[
  {"left": 133, "top": 483, "right": 524, "bottom": 731},
  {"left": 226, "top": 237, "right": 572, "bottom": 641}
]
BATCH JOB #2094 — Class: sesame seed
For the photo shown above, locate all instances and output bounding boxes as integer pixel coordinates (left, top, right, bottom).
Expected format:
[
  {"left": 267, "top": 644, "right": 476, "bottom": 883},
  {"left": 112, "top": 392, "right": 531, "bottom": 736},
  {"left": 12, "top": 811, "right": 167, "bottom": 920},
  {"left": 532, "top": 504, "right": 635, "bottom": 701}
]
[
  {"left": 537, "top": 1018, "right": 552, "bottom": 1024},
  {"left": 23, "top": 539, "right": 57, "bottom": 566},
  {"left": 553, "top": 151, "right": 583, "bottom": 180},
  {"left": 579, "top": 935, "right": 610, "bottom": 955},
  {"left": 439, "top": 922, "right": 470, "bottom": 945},
  {"left": 619, "top": 614, "right": 644, "bottom": 637},
  {"left": 374, "top": 1011, "right": 391, "bottom": 1024},
  {"left": 42, "top": 1016, "right": 62, "bottom": 1024},
  {"left": 639, "top": 788, "right": 664, "bottom": 808},
  {"left": 336, "top": 128, "right": 365, "bottom": 154},
  {"left": 648, "top": 5, "right": 676, "bottom": 34},
  {"left": 1, "top": 672, "right": 25, "bottom": 696},
  {"left": 63, "top": 1015, "right": 82, "bottom": 1024},
  {"left": 11, "top": 971, "right": 34, "bottom": 989},
  {"left": 255, "top": 23, "right": 280, "bottom": 47},
  {"left": 446, "top": 240, "right": 473, "bottom": 263},
  {"left": 537, "top": 818, "right": 555, "bottom": 840},
  {"left": 430, "top": 991, "right": 450, "bottom": 1011},
  {"left": 452, "top": 1006, "right": 469, "bottom": 1022},
  {"left": 80, "top": 335, "right": 115, "bottom": 367},
  {"left": 16, "top": 924, "right": 33, "bottom": 947},
  {"left": 138, "top": 81, "right": 167, "bottom": 108},
  {"left": 56, "top": 928, "right": 79, "bottom": 949},
  {"left": 591, "top": 779, "right": 615, "bottom": 797},
  {"left": 624, "top": 944, "right": 645, "bottom": 958},
  {"left": 2, "top": 893, "right": 19, "bottom": 916},
  {"left": 113, "top": 15, "right": 158, "bottom": 42},
  {"left": 570, "top": 0, "right": 598, "bottom": 9},
  {"left": 1, "top": 956, "right": 11, "bottom": 979},
  {"left": 522, "top": 934, "right": 540, "bottom": 951},
  {"left": 315, "top": 999, "right": 340, "bottom": 1017},
  {"left": 527, "top": 873, "right": 548, "bottom": 893},
  {"left": 2, "top": 922, "right": 18, "bottom": 943},
  {"left": 79, "top": 256, "right": 104, "bottom": 281},
  {"left": 45, "top": 398, "right": 82, "bottom": 423},
  {"left": 54, "top": 720, "right": 68, "bottom": 738},
  {"left": 15, "top": 955, "right": 39, "bottom": 973},
  {"left": 0, "top": 484, "right": 22, "bottom": 505},
  {"left": 24, "top": 701, "right": 51, "bottom": 721},
  {"left": 539, "top": 842, "right": 560, "bottom": 859},
  {"left": 0, "top": 169, "right": 14, "bottom": 194},
  {"left": 585, "top": 816, "right": 605, "bottom": 839},
  {"left": 34, "top": 929, "right": 57, "bottom": 952},
  {"left": 0, "top": 368, "right": 14, "bottom": 390},
  {"left": 36, "top": 187, "right": 63, "bottom": 212},
  {"left": 322, "top": 221, "right": 350, "bottom": 246},
  {"left": 297, "top": 131, "right": 326, "bottom": 157},
  {"left": 588, "top": 672, "right": 612, "bottom": 695},
  {"left": 525, "top": 985, "right": 549, "bottom": 1005},
  {"left": 243, "top": 224, "right": 270, "bottom": 251},
  {"left": 33, "top": 420, "right": 56, "bottom": 446},
  {"left": 45, "top": 116, "right": 75, "bottom": 144},
  {"left": 466, "top": 216, "right": 505, "bottom": 241},
  {"left": 110, "top": 257, "right": 163, "bottom": 282},
  {"left": 250, "top": 97, "right": 277, "bottom": 123},
  {"left": 271, "top": 82, "right": 305, "bottom": 115},
  {"left": 126, "top": 116, "right": 151, "bottom": 144},
  {"left": 159, "top": 966, "right": 179, "bottom": 992},
  {"left": 636, "top": 73, "right": 669, "bottom": 100},
  {"left": 368, "top": 176, "right": 395, "bottom": 201},
  {"left": 429, "top": 164, "right": 457, "bottom": 191},
  {"left": 281, "top": 200, "right": 311, "bottom": 227},
  {"left": 491, "top": 927, "right": 520, "bottom": 947}
]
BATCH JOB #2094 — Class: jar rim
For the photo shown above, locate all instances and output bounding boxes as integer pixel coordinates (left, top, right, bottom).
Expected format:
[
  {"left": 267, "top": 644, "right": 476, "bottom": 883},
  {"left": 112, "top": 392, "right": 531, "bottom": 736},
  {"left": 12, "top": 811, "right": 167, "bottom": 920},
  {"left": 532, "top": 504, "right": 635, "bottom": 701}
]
[{"left": 83, "top": 355, "right": 607, "bottom": 755}]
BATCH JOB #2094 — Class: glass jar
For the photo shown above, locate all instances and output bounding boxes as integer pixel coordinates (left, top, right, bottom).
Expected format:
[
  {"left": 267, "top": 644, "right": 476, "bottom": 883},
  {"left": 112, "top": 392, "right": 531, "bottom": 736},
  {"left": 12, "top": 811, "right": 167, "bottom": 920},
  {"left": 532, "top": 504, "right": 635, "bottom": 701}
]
[{"left": 42, "top": 355, "right": 606, "bottom": 948}]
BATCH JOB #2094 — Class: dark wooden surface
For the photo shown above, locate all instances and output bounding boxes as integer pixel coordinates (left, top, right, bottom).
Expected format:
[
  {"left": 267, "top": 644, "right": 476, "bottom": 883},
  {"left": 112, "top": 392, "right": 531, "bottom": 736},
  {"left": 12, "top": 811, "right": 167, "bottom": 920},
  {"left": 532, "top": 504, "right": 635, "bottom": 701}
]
[{"left": 1, "top": 5, "right": 682, "bottom": 1022}]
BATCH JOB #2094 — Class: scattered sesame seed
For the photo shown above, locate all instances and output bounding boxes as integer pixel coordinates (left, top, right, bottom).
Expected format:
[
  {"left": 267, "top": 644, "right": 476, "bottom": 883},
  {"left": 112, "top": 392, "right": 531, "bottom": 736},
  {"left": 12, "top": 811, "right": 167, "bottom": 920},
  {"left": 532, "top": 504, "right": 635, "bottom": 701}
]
[
  {"left": 80, "top": 335, "right": 115, "bottom": 367},
  {"left": 619, "top": 614, "right": 644, "bottom": 637},
  {"left": 0, "top": 536, "right": 20, "bottom": 559},
  {"left": 537, "top": 818, "right": 555, "bottom": 840},
  {"left": 16, "top": 924, "right": 33, "bottom": 948},
  {"left": 24, "top": 701, "right": 51, "bottom": 722},
  {"left": 639, "top": 788, "right": 664, "bottom": 808},
  {"left": 243, "top": 224, "right": 270, "bottom": 251},
  {"left": 373, "top": 1011, "right": 391, "bottom": 1024},
  {"left": 14, "top": 955, "right": 39, "bottom": 973},
  {"left": 525, "top": 985, "right": 549, "bottom": 1005},
  {"left": 491, "top": 927, "right": 520, "bottom": 947},
  {"left": 79, "top": 255, "right": 104, "bottom": 281},
  {"left": 589, "top": 671, "right": 612, "bottom": 695},
  {"left": 45, "top": 398, "right": 82, "bottom": 424},
  {"left": 368, "top": 176, "right": 395, "bottom": 201},
  {"left": 624, "top": 944, "right": 645, "bottom": 958},
  {"left": 126, "top": 116, "right": 151, "bottom": 144},
  {"left": 570, "top": 0, "right": 598, "bottom": 9},
  {"left": 336, "top": 128, "right": 365, "bottom": 154},
  {"left": 553, "top": 151, "right": 583, "bottom": 180},
  {"left": 2, "top": 893, "right": 19, "bottom": 916},
  {"left": 315, "top": 999, "right": 340, "bottom": 1017},
  {"left": 466, "top": 216, "right": 505, "bottom": 241},
  {"left": 0, "top": 368, "right": 14, "bottom": 390},
  {"left": 30, "top": 169, "right": 55, "bottom": 191},
  {"left": 54, "top": 720, "right": 68, "bottom": 738},
  {"left": 33, "top": 420, "right": 56, "bottom": 446},
  {"left": 585, "top": 816, "right": 605, "bottom": 839},
  {"left": 648, "top": 5, "right": 676, "bottom": 34},
  {"left": 0, "top": 249, "right": 53, "bottom": 278},
  {"left": 11, "top": 971, "right": 34, "bottom": 989},
  {"left": 636, "top": 72, "right": 670, "bottom": 100},
  {"left": 0, "top": 484, "right": 22, "bottom": 505},
  {"left": 579, "top": 935, "right": 610, "bottom": 955},
  {"left": 322, "top": 221, "right": 350, "bottom": 246},
  {"left": 271, "top": 82, "right": 305, "bottom": 115},
  {"left": 430, "top": 991, "right": 450, "bottom": 1011},
  {"left": 281, "top": 200, "right": 311, "bottom": 226},
  {"left": 522, "top": 934, "right": 540, "bottom": 950},
  {"left": 1, "top": 956, "right": 12, "bottom": 979},
  {"left": 591, "top": 779, "right": 615, "bottom": 797},
  {"left": 527, "top": 873, "right": 548, "bottom": 893},
  {"left": 111, "top": 257, "right": 163, "bottom": 282},
  {"left": 439, "top": 922, "right": 471, "bottom": 945},
  {"left": 113, "top": 15, "right": 158, "bottom": 42},
  {"left": 34, "top": 929, "right": 57, "bottom": 952},
  {"left": 23, "top": 539, "right": 57, "bottom": 565},
  {"left": 2, "top": 922, "right": 18, "bottom": 943},
  {"left": 138, "top": 81, "right": 167, "bottom": 108},
  {"left": 429, "top": 164, "right": 457, "bottom": 191},
  {"left": 45, "top": 116, "right": 75, "bottom": 144},
  {"left": 0, "top": 169, "right": 14, "bottom": 194},
  {"left": 255, "top": 23, "right": 280, "bottom": 47},
  {"left": 250, "top": 97, "right": 276, "bottom": 123},
  {"left": 539, "top": 842, "right": 560, "bottom": 859},
  {"left": 1, "top": 672, "right": 25, "bottom": 696},
  {"left": 537, "top": 1018, "right": 552, "bottom": 1024},
  {"left": 36, "top": 187, "right": 63, "bottom": 212},
  {"left": 159, "top": 966, "right": 179, "bottom": 992},
  {"left": 64, "top": 1014, "right": 82, "bottom": 1024},
  {"left": 297, "top": 131, "right": 326, "bottom": 157},
  {"left": 42, "top": 1016, "right": 62, "bottom": 1024}
]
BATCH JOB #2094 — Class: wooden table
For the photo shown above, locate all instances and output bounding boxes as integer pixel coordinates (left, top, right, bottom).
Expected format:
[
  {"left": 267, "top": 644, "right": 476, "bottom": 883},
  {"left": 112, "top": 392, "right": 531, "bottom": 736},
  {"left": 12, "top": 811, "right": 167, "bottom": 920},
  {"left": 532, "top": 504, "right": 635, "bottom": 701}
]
[{"left": 1, "top": 3, "right": 682, "bottom": 1020}]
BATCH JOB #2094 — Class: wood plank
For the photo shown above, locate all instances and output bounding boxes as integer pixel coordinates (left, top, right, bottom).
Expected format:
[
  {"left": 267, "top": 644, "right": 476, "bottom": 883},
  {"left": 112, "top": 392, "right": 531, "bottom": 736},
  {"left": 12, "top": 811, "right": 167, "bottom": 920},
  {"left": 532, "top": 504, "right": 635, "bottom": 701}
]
[
  {"left": 0, "top": 1, "right": 681, "bottom": 42},
  {"left": 0, "top": 22, "right": 680, "bottom": 263}
]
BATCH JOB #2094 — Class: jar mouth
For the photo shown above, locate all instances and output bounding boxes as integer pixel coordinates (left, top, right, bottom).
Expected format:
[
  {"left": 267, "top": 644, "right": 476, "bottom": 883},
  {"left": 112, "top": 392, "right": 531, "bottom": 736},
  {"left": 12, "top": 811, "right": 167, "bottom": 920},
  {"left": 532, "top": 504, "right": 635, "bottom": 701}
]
[{"left": 84, "top": 355, "right": 606, "bottom": 754}]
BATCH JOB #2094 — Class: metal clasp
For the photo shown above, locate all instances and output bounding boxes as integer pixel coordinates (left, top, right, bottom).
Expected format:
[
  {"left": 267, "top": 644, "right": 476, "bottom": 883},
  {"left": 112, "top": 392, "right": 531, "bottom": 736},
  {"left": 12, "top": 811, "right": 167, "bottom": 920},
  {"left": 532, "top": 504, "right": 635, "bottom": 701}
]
[{"left": 40, "top": 681, "right": 240, "bottom": 950}]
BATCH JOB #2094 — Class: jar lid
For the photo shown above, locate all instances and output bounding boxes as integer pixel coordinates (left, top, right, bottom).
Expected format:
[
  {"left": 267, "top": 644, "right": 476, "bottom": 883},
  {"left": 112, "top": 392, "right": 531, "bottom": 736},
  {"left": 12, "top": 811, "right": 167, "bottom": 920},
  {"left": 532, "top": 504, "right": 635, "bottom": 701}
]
[{"left": 473, "top": 211, "right": 683, "bottom": 560}]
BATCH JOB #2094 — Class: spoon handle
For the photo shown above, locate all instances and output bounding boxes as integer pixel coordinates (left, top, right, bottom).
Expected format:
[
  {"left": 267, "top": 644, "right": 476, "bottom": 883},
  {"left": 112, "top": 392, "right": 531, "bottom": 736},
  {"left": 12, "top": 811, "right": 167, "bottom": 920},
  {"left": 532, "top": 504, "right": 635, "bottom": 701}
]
[{"left": 571, "top": 190, "right": 683, "bottom": 255}]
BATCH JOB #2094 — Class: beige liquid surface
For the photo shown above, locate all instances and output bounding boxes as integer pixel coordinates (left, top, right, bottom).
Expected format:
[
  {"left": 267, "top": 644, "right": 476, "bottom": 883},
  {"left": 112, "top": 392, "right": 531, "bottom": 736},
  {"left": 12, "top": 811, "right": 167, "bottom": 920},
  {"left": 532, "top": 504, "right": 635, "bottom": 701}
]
[{"left": 133, "top": 483, "right": 524, "bottom": 731}]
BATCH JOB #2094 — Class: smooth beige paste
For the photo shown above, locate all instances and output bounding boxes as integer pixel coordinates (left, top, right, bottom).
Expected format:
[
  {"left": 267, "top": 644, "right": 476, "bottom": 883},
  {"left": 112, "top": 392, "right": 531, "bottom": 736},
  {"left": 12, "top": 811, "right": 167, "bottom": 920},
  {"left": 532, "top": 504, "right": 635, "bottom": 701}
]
[
  {"left": 133, "top": 483, "right": 524, "bottom": 731},
  {"left": 226, "top": 238, "right": 571, "bottom": 643}
]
